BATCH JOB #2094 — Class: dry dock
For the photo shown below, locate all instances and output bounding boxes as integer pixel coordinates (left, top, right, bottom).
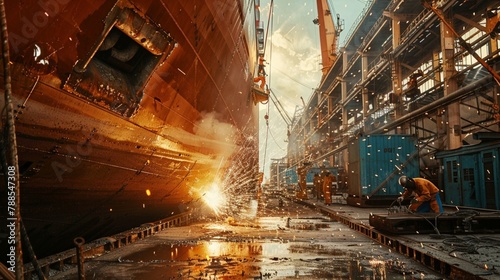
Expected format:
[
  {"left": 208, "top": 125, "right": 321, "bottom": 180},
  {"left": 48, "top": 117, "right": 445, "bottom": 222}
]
[{"left": 28, "top": 195, "right": 475, "bottom": 280}]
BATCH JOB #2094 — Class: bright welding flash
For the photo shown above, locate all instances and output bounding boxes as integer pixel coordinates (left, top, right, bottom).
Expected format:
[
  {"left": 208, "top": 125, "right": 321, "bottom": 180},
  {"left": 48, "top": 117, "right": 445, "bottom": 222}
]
[{"left": 203, "top": 183, "right": 225, "bottom": 215}]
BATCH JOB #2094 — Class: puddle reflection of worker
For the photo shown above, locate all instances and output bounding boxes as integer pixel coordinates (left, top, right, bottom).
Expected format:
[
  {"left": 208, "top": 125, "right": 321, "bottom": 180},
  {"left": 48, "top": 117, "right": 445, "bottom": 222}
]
[{"left": 397, "top": 176, "right": 444, "bottom": 213}]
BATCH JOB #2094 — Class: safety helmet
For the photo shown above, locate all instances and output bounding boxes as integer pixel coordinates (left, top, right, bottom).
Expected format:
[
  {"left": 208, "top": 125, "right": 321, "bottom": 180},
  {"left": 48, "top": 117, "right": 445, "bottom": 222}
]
[{"left": 398, "top": 176, "right": 416, "bottom": 189}]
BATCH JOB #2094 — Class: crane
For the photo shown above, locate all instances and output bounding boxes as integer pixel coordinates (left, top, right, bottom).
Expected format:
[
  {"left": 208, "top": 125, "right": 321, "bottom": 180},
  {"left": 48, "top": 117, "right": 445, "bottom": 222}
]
[{"left": 314, "top": 0, "right": 344, "bottom": 78}]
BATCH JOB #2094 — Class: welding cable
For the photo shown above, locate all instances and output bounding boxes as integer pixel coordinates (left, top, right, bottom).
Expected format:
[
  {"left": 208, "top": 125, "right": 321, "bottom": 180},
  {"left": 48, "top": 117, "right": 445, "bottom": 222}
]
[
  {"left": 388, "top": 198, "right": 412, "bottom": 214},
  {"left": 407, "top": 210, "right": 442, "bottom": 236},
  {"left": 390, "top": 198, "right": 397, "bottom": 207},
  {"left": 389, "top": 198, "right": 400, "bottom": 208}
]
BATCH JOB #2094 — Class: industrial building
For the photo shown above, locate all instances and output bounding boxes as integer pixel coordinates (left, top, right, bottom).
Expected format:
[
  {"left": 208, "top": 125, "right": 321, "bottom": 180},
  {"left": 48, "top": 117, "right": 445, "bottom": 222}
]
[{"left": 286, "top": 0, "right": 500, "bottom": 209}]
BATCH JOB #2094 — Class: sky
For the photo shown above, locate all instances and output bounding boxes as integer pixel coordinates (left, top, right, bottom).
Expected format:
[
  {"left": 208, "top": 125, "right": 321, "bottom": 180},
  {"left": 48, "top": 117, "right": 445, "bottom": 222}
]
[{"left": 258, "top": 0, "right": 369, "bottom": 181}]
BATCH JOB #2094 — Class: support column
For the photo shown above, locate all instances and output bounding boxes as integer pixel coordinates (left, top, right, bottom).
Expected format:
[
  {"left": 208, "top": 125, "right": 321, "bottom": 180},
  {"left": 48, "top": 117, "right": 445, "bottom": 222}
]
[
  {"left": 440, "top": 9, "right": 461, "bottom": 149},
  {"left": 341, "top": 47, "right": 349, "bottom": 173},
  {"left": 361, "top": 52, "right": 370, "bottom": 133},
  {"left": 386, "top": 12, "right": 403, "bottom": 120},
  {"left": 487, "top": 9, "right": 500, "bottom": 128},
  {"left": 433, "top": 50, "right": 445, "bottom": 150},
  {"left": 362, "top": 88, "right": 370, "bottom": 133}
]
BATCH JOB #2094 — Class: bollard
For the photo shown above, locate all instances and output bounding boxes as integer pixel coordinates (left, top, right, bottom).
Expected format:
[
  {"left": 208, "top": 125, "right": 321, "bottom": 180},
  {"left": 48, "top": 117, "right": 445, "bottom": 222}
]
[{"left": 73, "top": 237, "right": 86, "bottom": 280}]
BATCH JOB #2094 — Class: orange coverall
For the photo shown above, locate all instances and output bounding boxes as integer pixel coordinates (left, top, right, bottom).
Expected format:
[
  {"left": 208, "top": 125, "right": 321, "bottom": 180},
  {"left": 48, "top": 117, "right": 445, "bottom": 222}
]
[
  {"left": 401, "top": 178, "right": 443, "bottom": 213},
  {"left": 322, "top": 173, "right": 334, "bottom": 205}
]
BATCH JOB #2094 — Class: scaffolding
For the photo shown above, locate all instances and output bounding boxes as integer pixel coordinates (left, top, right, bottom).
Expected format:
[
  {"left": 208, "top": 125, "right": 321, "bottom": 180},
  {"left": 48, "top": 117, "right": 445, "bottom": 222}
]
[{"left": 288, "top": 0, "right": 500, "bottom": 194}]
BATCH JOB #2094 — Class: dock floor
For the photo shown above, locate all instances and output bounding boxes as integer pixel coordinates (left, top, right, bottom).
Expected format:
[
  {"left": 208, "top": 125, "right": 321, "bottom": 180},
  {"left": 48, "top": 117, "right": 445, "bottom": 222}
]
[
  {"left": 49, "top": 197, "right": 451, "bottom": 279},
  {"left": 296, "top": 195, "right": 500, "bottom": 280}
]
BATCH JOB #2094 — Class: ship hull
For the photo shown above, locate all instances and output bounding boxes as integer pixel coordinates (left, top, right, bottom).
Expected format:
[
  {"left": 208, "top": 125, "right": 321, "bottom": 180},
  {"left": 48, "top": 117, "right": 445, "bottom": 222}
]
[{"left": 1, "top": 0, "right": 259, "bottom": 259}]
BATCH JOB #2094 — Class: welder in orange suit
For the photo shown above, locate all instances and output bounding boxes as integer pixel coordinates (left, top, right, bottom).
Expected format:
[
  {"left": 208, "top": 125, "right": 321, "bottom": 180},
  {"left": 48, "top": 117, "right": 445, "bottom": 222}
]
[{"left": 397, "top": 176, "right": 444, "bottom": 213}]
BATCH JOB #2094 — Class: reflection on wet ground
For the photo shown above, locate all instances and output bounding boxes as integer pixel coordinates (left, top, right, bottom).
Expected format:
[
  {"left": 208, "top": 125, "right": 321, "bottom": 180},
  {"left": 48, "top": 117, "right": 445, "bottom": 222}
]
[
  {"left": 53, "top": 197, "right": 443, "bottom": 279},
  {"left": 117, "top": 239, "right": 419, "bottom": 279}
]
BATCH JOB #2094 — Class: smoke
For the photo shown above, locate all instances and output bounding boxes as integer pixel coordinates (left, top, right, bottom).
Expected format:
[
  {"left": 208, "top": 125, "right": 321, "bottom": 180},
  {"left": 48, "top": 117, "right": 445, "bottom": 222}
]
[
  {"left": 194, "top": 112, "right": 235, "bottom": 139},
  {"left": 194, "top": 111, "right": 237, "bottom": 154}
]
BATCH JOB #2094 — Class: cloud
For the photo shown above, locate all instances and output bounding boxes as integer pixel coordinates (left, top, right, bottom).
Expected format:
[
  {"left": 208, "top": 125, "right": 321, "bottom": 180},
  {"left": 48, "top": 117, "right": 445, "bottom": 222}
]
[{"left": 271, "top": 31, "right": 298, "bottom": 57}]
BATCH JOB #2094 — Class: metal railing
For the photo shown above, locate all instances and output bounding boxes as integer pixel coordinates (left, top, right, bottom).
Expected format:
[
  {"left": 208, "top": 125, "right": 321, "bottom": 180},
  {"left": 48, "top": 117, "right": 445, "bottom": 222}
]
[{"left": 23, "top": 211, "right": 193, "bottom": 279}]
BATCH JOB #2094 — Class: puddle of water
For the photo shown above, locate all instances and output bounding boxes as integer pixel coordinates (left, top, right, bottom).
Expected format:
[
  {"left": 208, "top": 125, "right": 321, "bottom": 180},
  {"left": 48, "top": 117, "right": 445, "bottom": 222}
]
[
  {"left": 247, "top": 216, "right": 333, "bottom": 231},
  {"left": 110, "top": 240, "right": 434, "bottom": 279}
]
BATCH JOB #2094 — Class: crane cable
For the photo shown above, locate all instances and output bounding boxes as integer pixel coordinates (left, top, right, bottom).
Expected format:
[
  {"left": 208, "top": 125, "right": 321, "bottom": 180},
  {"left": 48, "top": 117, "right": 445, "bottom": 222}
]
[
  {"left": 261, "top": 0, "right": 274, "bottom": 174},
  {"left": 263, "top": 0, "right": 273, "bottom": 56}
]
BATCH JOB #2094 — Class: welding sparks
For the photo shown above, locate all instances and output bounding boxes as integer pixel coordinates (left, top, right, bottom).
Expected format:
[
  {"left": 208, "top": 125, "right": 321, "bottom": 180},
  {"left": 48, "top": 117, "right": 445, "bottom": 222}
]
[{"left": 202, "top": 183, "right": 226, "bottom": 215}]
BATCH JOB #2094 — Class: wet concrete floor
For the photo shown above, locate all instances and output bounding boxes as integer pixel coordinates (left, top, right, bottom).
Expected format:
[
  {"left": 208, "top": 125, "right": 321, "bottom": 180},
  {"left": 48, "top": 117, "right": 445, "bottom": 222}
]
[{"left": 52, "top": 197, "right": 445, "bottom": 279}]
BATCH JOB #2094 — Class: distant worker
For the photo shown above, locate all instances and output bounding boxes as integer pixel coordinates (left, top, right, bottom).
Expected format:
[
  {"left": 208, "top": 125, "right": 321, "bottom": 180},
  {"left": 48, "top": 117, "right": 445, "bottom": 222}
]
[
  {"left": 257, "top": 55, "right": 266, "bottom": 75},
  {"left": 313, "top": 173, "right": 322, "bottom": 201},
  {"left": 323, "top": 172, "right": 334, "bottom": 206},
  {"left": 397, "top": 176, "right": 443, "bottom": 213},
  {"left": 407, "top": 69, "right": 423, "bottom": 91},
  {"left": 296, "top": 163, "right": 308, "bottom": 200},
  {"left": 253, "top": 55, "right": 267, "bottom": 90}
]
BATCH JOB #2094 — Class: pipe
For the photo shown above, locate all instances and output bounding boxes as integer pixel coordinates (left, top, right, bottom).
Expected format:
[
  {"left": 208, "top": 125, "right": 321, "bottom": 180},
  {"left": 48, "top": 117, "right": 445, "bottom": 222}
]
[
  {"left": 422, "top": 1, "right": 500, "bottom": 86},
  {"left": 313, "top": 75, "right": 494, "bottom": 163},
  {"left": 74, "top": 237, "right": 86, "bottom": 280},
  {"left": 371, "top": 75, "right": 494, "bottom": 134}
]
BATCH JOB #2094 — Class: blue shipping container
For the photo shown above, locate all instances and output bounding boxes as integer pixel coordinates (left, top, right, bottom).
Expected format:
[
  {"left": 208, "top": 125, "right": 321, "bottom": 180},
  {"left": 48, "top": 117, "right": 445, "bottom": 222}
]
[
  {"left": 284, "top": 166, "right": 298, "bottom": 186},
  {"left": 348, "top": 135, "right": 419, "bottom": 198}
]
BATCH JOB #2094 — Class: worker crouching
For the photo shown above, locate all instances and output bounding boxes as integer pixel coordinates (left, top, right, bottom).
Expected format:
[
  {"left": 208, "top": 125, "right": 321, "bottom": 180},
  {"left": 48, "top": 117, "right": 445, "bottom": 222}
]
[{"left": 397, "top": 176, "right": 444, "bottom": 213}]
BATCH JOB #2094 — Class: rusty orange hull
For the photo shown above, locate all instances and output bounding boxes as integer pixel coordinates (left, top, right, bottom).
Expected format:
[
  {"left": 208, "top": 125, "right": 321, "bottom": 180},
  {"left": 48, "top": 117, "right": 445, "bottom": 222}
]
[{"left": 0, "top": 0, "right": 260, "bottom": 259}]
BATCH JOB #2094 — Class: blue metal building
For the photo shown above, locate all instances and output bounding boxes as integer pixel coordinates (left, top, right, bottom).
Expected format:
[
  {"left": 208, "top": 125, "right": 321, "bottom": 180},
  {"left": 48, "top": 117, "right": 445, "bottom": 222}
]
[{"left": 436, "top": 134, "right": 500, "bottom": 210}]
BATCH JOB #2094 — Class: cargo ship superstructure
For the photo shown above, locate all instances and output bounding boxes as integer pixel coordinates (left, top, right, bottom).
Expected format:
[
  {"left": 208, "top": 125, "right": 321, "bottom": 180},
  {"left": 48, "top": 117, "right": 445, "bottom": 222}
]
[
  {"left": 285, "top": 0, "right": 500, "bottom": 208},
  {"left": 1, "top": 0, "right": 265, "bottom": 261}
]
